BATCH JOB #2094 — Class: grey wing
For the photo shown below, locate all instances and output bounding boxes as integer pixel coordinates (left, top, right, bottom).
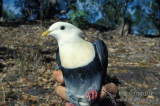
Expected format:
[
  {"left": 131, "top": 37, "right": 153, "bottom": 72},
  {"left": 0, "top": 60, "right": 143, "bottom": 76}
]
[
  {"left": 95, "top": 39, "right": 108, "bottom": 85},
  {"left": 55, "top": 49, "right": 62, "bottom": 70}
]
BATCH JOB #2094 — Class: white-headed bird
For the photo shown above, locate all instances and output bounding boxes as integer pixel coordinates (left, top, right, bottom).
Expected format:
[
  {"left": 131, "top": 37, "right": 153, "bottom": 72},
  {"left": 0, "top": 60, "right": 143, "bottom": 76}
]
[{"left": 42, "top": 22, "right": 108, "bottom": 106}]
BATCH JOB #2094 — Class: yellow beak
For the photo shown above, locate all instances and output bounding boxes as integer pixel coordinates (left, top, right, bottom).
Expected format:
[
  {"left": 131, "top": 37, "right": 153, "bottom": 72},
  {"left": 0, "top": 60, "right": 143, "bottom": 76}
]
[{"left": 41, "top": 30, "right": 51, "bottom": 37}]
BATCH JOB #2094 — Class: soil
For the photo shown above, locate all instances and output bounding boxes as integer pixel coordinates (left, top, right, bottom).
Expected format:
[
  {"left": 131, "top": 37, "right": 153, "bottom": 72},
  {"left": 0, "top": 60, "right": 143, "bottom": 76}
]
[{"left": 0, "top": 19, "right": 160, "bottom": 106}]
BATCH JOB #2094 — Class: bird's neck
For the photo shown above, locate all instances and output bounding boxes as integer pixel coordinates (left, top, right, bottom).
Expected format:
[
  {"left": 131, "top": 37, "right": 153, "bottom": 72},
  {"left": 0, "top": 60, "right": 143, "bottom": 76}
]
[
  {"left": 58, "top": 38, "right": 95, "bottom": 69},
  {"left": 57, "top": 37, "right": 85, "bottom": 47}
]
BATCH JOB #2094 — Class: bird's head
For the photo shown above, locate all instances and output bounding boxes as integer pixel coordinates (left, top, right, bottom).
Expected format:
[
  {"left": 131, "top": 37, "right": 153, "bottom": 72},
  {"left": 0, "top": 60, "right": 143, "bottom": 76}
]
[{"left": 42, "top": 22, "right": 83, "bottom": 43}]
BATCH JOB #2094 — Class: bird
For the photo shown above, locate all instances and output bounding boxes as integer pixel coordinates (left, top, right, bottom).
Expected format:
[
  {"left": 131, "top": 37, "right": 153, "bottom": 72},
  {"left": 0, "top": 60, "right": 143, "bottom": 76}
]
[{"left": 42, "top": 22, "right": 108, "bottom": 106}]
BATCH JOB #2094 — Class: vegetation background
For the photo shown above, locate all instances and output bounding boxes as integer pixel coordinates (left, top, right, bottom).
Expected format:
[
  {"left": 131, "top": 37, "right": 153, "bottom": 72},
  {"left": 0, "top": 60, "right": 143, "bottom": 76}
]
[{"left": 0, "top": 0, "right": 160, "bottom": 105}]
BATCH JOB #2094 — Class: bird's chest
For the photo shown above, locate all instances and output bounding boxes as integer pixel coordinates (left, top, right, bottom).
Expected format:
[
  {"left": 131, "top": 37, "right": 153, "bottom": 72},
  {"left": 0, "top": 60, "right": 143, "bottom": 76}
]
[{"left": 59, "top": 43, "right": 95, "bottom": 69}]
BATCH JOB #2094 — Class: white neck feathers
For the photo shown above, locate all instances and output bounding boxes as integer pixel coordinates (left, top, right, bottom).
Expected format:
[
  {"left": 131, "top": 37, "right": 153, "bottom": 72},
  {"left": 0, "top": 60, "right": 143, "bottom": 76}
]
[{"left": 59, "top": 40, "right": 95, "bottom": 69}]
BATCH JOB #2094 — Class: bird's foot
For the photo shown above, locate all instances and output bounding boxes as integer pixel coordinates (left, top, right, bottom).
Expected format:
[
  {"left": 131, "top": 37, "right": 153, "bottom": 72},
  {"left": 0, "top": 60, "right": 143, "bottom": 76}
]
[
  {"left": 67, "top": 103, "right": 75, "bottom": 106},
  {"left": 86, "top": 89, "right": 98, "bottom": 101}
]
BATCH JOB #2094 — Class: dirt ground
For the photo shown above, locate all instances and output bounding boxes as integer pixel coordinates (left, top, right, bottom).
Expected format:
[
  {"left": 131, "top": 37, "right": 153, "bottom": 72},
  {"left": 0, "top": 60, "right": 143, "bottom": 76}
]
[{"left": 0, "top": 20, "right": 160, "bottom": 106}]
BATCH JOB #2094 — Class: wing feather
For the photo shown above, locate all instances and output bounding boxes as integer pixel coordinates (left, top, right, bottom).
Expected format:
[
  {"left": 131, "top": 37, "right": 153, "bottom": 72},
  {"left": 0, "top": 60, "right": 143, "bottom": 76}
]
[
  {"left": 55, "top": 49, "right": 62, "bottom": 70},
  {"left": 95, "top": 39, "right": 108, "bottom": 85}
]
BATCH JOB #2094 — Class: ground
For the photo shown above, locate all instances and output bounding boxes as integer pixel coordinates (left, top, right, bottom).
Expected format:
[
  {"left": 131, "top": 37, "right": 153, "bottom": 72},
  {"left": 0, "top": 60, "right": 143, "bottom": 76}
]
[{"left": 0, "top": 19, "right": 160, "bottom": 106}]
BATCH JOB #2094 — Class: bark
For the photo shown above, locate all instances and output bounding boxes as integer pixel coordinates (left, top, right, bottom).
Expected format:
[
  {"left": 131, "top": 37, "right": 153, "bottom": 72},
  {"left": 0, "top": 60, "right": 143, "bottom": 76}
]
[
  {"left": 116, "top": 18, "right": 132, "bottom": 36},
  {"left": 19, "top": 0, "right": 28, "bottom": 19},
  {"left": 0, "top": 0, "right": 2, "bottom": 17},
  {"left": 120, "top": 0, "right": 129, "bottom": 36}
]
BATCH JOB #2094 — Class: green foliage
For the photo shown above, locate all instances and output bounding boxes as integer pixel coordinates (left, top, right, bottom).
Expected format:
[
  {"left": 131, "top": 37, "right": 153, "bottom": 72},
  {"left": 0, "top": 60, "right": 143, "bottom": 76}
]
[
  {"left": 79, "top": 0, "right": 85, "bottom": 2},
  {"left": 133, "top": 5, "right": 142, "bottom": 24},
  {"left": 99, "top": 0, "right": 132, "bottom": 29},
  {"left": 101, "top": 3, "right": 116, "bottom": 28},
  {"left": 132, "top": 0, "right": 160, "bottom": 35},
  {"left": 150, "top": 0, "right": 160, "bottom": 33},
  {"left": 14, "top": 0, "right": 60, "bottom": 20},
  {"left": 2, "top": 10, "right": 16, "bottom": 20},
  {"left": 133, "top": 7, "right": 147, "bottom": 35},
  {"left": 125, "top": 12, "right": 132, "bottom": 21},
  {"left": 96, "top": 18, "right": 109, "bottom": 28},
  {"left": 68, "top": 9, "right": 88, "bottom": 29}
]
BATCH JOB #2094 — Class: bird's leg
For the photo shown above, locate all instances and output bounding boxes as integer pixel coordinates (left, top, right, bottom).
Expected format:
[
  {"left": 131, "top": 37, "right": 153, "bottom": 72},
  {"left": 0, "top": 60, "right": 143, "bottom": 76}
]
[
  {"left": 68, "top": 103, "right": 75, "bottom": 106},
  {"left": 86, "top": 90, "right": 98, "bottom": 101}
]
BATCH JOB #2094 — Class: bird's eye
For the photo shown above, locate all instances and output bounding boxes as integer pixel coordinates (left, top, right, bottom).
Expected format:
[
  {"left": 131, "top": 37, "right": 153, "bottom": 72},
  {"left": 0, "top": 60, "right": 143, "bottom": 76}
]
[{"left": 60, "top": 26, "right": 65, "bottom": 30}]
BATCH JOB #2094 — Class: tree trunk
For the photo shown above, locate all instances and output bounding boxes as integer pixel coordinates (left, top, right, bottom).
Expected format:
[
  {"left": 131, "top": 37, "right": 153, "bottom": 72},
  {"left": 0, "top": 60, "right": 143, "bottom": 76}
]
[
  {"left": 116, "top": 18, "right": 132, "bottom": 36},
  {"left": 0, "top": 0, "right": 2, "bottom": 18}
]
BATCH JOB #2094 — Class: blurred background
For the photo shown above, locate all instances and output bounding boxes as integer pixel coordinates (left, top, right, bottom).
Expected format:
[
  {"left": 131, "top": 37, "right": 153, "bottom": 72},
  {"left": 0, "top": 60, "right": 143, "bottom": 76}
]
[
  {"left": 0, "top": 0, "right": 160, "bottom": 36},
  {"left": 0, "top": 0, "right": 160, "bottom": 106}
]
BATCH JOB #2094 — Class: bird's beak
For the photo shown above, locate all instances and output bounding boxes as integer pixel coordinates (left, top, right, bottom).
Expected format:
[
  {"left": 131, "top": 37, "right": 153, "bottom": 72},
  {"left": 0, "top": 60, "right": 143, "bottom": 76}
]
[{"left": 41, "top": 30, "right": 51, "bottom": 37}]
